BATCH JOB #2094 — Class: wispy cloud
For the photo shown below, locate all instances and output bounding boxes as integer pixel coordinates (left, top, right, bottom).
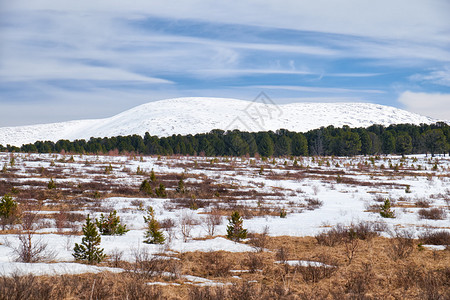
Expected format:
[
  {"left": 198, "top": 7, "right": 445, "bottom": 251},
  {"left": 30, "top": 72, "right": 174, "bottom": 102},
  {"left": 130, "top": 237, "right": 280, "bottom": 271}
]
[
  {"left": 410, "top": 66, "right": 450, "bottom": 87},
  {"left": 0, "top": 59, "right": 173, "bottom": 83},
  {"left": 253, "top": 85, "right": 385, "bottom": 94},
  {"left": 1, "top": 0, "right": 449, "bottom": 125}
]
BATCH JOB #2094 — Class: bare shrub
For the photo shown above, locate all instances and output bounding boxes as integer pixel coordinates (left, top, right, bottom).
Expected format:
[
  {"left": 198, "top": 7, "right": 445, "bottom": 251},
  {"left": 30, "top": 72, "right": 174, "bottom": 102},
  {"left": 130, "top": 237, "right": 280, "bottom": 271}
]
[
  {"left": 388, "top": 229, "right": 415, "bottom": 260},
  {"left": 203, "top": 209, "right": 223, "bottom": 236},
  {"left": 130, "top": 247, "right": 178, "bottom": 279},
  {"left": 348, "top": 221, "right": 380, "bottom": 240},
  {"left": 373, "top": 194, "right": 386, "bottom": 202},
  {"left": 130, "top": 199, "right": 144, "bottom": 210},
  {"left": 157, "top": 219, "right": 174, "bottom": 245},
  {"left": 120, "top": 277, "right": 164, "bottom": 300},
  {"left": 14, "top": 234, "right": 55, "bottom": 263},
  {"left": 243, "top": 252, "right": 264, "bottom": 273},
  {"left": 418, "top": 269, "right": 449, "bottom": 300},
  {"left": 248, "top": 225, "right": 269, "bottom": 252},
  {"left": 109, "top": 248, "right": 124, "bottom": 268},
  {"left": 55, "top": 209, "right": 68, "bottom": 233},
  {"left": 295, "top": 255, "right": 338, "bottom": 283},
  {"left": 305, "top": 197, "right": 323, "bottom": 210},
  {"left": 180, "top": 212, "right": 199, "bottom": 242},
  {"left": 13, "top": 210, "right": 55, "bottom": 263},
  {"left": 371, "top": 220, "right": 388, "bottom": 233},
  {"left": 419, "top": 229, "right": 450, "bottom": 246},
  {"left": 316, "top": 222, "right": 380, "bottom": 248},
  {"left": 415, "top": 198, "right": 432, "bottom": 208},
  {"left": 228, "top": 281, "right": 270, "bottom": 300},
  {"left": 203, "top": 251, "right": 232, "bottom": 277},
  {"left": 189, "top": 286, "right": 227, "bottom": 300},
  {"left": 395, "top": 263, "right": 423, "bottom": 291},
  {"left": 0, "top": 273, "right": 52, "bottom": 300},
  {"left": 345, "top": 263, "right": 374, "bottom": 298},
  {"left": 343, "top": 229, "right": 360, "bottom": 264},
  {"left": 276, "top": 247, "right": 289, "bottom": 265},
  {"left": 418, "top": 208, "right": 447, "bottom": 220},
  {"left": 315, "top": 224, "right": 347, "bottom": 246}
]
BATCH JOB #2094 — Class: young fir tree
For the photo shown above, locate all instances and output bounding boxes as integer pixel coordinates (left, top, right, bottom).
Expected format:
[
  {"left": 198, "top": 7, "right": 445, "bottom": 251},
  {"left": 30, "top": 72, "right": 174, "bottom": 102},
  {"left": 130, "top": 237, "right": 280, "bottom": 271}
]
[
  {"left": 143, "top": 207, "right": 165, "bottom": 244},
  {"left": 73, "top": 215, "right": 106, "bottom": 264},
  {"left": 47, "top": 178, "right": 56, "bottom": 189},
  {"left": 380, "top": 199, "right": 395, "bottom": 218},
  {"left": 176, "top": 177, "right": 185, "bottom": 194},
  {"left": 150, "top": 169, "right": 156, "bottom": 182},
  {"left": 155, "top": 183, "right": 167, "bottom": 198},
  {"left": 139, "top": 179, "right": 153, "bottom": 195},
  {"left": 95, "top": 210, "right": 129, "bottom": 236},
  {"left": 226, "top": 211, "right": 247, "bottom": 242},
  {"left": 0, "top": 194, "right": 19, "bottom": 230}
]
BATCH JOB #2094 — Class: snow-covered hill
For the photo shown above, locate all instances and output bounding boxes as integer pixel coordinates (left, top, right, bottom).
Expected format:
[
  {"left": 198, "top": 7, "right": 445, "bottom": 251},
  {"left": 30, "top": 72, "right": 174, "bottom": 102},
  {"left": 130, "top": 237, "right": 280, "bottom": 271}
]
[{"left": 0, "top": 97, "right": 441, "bottom": 146}]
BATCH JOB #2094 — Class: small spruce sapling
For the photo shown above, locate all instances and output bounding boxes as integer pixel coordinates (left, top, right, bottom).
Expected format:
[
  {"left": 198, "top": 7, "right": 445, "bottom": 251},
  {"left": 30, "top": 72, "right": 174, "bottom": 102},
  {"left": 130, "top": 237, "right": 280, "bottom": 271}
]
[
  {"left": 139, "top": 179, "right": 153, "bottom": 195},
  {"left": 155, "top": 183, "right": 167, "bottom": 198},
  {"left": 176, "top": 177, "right": 185, "bottom": 194},
  {"left": 150, "top": 169, "right": 156, "bottom": 182},
  {"left": 143, "top": 207, "right": 165, "bottom": 244},
  {"left": 96, "top": 210, "right": 129, "bottom": 236},
  {"left": 73, "top": 215, "right": 106, "bottom": 264},
  {"left": 226, "top": 211, "right": 247, "bottom": 242},
  {"left": 380, "top": 199, "right": 395, "bottom": 218},
  {"left": 0, "top": 194, "right": 19, "bottom": 230},
  {"left": 405, "top": 185, "right": 411, "bottom": 193},
  {"left": 47, "top": 178, "right": 56, "bottom": 190}
]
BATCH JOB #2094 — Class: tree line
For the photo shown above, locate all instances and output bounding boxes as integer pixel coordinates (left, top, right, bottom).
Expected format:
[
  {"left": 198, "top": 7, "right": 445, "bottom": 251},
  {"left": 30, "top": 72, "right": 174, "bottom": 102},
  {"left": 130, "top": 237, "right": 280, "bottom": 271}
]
[{"left": 1, "top": 122, "right": 449, "bottom": 157}]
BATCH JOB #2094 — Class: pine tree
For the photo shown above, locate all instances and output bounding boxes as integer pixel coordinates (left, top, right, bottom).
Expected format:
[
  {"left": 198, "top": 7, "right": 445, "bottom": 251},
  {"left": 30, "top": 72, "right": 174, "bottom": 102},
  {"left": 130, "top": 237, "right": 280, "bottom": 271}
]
[
  {"left": 380, "top": 199, "right": 395, "bottom": 218},
  {"left": 382, "top": 132, "right": 396, "bottom": 154},
  {"left": 47, "top": 178, "right": 56, "bottom": 189},
  {"left": 139, "top": 179, "right": 153, "bottom": 195},
  {"left": 0, "top": 194, "right": 19, "bottom": 230},
  {"left": 95, "top": 210, "right": 129, "bottom": 236},
  {"left": 73, "top": 215, "right": 105, "bottom": 264},
  {"left": 143, "top": 207, "right": 165, "bottom": 244},
  {"left": 150, "top": 169, "right": 156, "bottom": 182},
  {"left": 176, "top": 177, "right": 185, "bottom": 194},
  {"left": 258, "top": 133, "right": 274, "bottom": 157},
  {"left": 396, "top": 133, "right": 413, "bottom": 156},
  {"left": 155, "top": 183, "right": 167, "bottom": 198},
  {"left": 274, "top": 135, "right": 292, "bottom": 156},
  {"left": 291, "top": 133, "right": 308, "bottom": 156},
  {"left": 226, "top": 211, "right": 247, "bottom": 242}
]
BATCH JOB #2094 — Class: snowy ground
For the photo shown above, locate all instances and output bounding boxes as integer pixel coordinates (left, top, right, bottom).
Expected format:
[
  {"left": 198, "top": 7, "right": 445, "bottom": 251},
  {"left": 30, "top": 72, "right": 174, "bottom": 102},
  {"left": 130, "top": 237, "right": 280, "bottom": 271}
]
[{"left": 0, "top": 152, "right": 448, "bottom": 277}]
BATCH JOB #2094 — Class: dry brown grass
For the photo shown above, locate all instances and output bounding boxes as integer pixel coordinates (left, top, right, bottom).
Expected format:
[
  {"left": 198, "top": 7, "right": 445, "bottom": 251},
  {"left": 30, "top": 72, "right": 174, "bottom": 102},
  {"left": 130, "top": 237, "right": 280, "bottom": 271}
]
[{"left": 0, "top": 233, "right": 449, "bottom": 299}]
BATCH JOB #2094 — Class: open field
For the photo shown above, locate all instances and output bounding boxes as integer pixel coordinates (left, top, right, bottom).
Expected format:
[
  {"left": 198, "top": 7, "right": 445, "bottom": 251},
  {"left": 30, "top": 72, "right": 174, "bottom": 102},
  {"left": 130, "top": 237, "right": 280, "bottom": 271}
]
[{"left": 0, "top": 152, "right": 449, "bottom": 299}]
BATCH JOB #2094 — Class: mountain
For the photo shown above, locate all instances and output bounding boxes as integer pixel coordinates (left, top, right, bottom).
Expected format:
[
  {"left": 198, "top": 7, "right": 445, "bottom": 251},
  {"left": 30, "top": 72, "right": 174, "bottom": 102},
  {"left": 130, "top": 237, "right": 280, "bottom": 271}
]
[{"left": 0, "top": 97, "right": 441, "bottom": 146}]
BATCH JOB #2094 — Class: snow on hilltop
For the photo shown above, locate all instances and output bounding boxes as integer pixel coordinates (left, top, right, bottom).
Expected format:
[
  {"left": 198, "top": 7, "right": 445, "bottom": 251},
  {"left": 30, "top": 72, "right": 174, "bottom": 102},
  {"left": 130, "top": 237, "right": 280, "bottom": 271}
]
[{"left": 0, "top": 97, "right": 440, "bottom": 146}]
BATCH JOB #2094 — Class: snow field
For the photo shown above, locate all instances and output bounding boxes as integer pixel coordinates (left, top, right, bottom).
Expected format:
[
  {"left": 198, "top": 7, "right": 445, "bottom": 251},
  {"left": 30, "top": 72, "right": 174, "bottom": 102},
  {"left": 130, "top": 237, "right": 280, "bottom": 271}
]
[{"left": 0, "top": 152, "right": 448, "bottom": 278}]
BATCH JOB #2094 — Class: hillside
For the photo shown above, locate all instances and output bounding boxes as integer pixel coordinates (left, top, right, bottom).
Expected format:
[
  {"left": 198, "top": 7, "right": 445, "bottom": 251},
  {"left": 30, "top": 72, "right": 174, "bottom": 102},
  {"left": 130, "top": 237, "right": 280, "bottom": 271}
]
[{"left": 0, "top": 97, "right": 440, "bottom": 146}]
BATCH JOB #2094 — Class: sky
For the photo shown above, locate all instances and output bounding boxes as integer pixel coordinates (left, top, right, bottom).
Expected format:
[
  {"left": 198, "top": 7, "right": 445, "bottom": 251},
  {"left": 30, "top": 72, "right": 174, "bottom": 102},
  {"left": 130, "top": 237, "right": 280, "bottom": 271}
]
[{"left": 0, "top": 0, "right": 450, "bottom": 126}]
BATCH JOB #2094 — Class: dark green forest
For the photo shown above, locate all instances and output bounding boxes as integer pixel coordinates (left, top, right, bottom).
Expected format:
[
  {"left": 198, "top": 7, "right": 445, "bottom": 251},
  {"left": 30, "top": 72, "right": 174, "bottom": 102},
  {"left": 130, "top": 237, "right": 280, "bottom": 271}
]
[{"left": 1, "top": 122, "right": 449, "bottom": 157}]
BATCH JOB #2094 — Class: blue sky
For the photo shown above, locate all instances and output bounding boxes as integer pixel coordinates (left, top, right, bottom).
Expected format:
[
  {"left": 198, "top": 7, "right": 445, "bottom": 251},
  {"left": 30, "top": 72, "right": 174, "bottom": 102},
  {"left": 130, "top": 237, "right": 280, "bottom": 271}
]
[{"left": 1, "top": 0, "right": 450, "bottom": 126}]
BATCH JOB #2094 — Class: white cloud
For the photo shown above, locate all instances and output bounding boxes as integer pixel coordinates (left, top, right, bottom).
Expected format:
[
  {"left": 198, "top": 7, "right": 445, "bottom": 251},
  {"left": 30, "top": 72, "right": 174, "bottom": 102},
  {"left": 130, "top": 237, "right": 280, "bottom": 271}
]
[
  {"left": 253, "top": 85, "right": 385, "bottom": 94},
  {"left": 410, "top": 66, "right": 450, "bottom": 87},
  {"left": 398, "top": 91, "right": 450, "bottom": 120},
  {"left": 0, "top": 59, "right": 173, "bottom": 83},
  {"left": 1, "top": 1, "right": 449, "bottom": 126},
  {"left": 4, "top": 0, "right": 449, "bottom": 43}
]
